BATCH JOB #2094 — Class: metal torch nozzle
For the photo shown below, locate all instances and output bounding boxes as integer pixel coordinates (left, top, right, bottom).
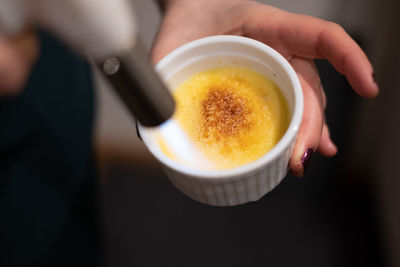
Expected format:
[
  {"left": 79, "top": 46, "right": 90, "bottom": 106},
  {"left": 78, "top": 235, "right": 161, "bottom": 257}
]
[{"left": 101, "top": 41, "right": 175, "bottom": 127}]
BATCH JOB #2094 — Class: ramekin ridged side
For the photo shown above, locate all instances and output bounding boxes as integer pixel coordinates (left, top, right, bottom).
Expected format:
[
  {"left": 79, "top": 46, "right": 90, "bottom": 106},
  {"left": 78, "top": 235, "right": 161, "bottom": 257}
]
[{"left": 162, "top": 137, "right": 295, "bottom": 206}]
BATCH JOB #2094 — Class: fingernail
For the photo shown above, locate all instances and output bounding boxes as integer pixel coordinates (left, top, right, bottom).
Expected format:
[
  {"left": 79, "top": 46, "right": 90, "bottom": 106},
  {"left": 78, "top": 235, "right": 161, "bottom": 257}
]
[
  {"left": 301, "top": 148, "right": 314, "bottom": 174},
  {"left": 372, "top": 72, "right": 377, "bottom": 84}
]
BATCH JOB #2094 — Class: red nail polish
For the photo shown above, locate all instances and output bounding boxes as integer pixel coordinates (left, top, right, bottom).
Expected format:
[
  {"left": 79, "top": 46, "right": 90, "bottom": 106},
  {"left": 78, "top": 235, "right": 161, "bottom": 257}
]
[{"left": 301, "top": 148, "right": 314, "bottom": 174}]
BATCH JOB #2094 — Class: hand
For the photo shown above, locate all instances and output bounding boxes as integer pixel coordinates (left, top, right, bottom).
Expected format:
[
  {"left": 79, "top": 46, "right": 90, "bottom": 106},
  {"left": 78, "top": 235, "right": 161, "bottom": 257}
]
[
  {"left": 0, "top": 30, "right": 39, "bottom": 96},
  {"left": 151, "top": 0, "right": 379, "bottom": 177}
]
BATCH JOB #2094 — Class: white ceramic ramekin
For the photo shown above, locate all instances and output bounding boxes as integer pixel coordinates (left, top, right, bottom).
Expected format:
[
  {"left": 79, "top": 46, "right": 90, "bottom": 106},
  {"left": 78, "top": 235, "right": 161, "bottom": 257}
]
[{"left": 138, "top": 35, "right": 303, "bottom": 206}]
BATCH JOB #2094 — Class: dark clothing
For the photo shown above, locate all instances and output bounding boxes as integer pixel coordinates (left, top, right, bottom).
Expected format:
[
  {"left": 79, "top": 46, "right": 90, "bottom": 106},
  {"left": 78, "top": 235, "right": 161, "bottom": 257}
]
[{"left": 0, "top": 32, "right": 98, "bottom": 267}]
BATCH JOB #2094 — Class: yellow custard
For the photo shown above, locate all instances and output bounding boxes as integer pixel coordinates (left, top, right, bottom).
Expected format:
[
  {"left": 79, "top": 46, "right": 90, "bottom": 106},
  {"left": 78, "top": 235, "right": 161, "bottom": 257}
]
[{"left": 160, "top": 66, "right": 289, "bottom": 169}]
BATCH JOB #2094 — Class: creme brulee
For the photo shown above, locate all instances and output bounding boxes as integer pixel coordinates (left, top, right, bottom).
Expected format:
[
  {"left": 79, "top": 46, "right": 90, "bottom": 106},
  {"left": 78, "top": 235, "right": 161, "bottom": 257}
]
[{"left": 159, "top": 66, "right": 289, "bottom": 169}]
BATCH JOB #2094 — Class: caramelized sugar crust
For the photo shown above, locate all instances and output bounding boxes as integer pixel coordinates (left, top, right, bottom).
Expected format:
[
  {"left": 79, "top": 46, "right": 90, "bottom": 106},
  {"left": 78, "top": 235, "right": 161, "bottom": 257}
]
[
  {"left": 160, "top": 66, "right": 289, "bottom": 169},
  {"left": 201, "top": 87, "right": 252, "bottom": 140}
]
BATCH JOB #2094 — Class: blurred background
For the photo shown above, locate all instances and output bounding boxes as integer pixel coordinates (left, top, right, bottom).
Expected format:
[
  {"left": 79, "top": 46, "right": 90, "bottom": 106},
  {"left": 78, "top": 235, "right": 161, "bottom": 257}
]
[{"left": 95, "top": 0, "right": 400, "bottom": 266}]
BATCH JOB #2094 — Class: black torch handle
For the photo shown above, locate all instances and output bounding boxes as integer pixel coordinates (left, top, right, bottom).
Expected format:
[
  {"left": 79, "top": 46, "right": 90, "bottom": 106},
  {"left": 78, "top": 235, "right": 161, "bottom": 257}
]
[{"left": 100, "top": 41, "right": 175, "bottom": 127}]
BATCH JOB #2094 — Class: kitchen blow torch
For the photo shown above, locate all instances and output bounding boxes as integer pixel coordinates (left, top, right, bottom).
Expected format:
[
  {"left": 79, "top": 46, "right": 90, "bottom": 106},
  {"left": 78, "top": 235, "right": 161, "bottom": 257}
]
[{"left": 0, "top": 0, "right": 175, "bottom": 126}]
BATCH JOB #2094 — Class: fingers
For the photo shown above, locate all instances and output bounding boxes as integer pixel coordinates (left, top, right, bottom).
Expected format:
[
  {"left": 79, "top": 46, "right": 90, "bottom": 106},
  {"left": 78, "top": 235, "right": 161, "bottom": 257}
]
[
  {"left": 318, "top": 92, "right": 337, "bottom": 157},
  {"left": 0, "top": 30, "right": 39, "bottom": 96},
  {"left": 280, "top": 14, "right": 378, "bottom": 98},
  {"left": 288, "top": 58, "right": 326, "bottom": 177},
  {"left": 246, "top": 6, "right": 378, "bottom": 98},
  {"left": 318, "top": 123, "right": 337, "bottom": 157},
  {"left": 315, "top": 22, "right": 379, "bottom": 98}
]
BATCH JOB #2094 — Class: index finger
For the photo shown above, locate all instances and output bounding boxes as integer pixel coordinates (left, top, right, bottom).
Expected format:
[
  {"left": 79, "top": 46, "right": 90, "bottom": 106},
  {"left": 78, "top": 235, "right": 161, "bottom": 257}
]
[
  {"left": 279, "top": 14, "right": 378, "bottom": 98},
  {"left": 248, "top": 9, "right": 379, "bottom": 98}
]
